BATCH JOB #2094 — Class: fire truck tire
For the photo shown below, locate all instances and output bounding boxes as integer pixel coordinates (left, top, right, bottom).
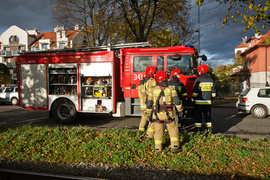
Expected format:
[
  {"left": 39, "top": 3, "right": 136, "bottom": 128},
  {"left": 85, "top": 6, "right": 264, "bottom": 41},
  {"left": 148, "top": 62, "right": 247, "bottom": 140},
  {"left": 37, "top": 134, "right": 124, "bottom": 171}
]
[{"left": 52, "top": 99, "right": 76, "bottom": 124}]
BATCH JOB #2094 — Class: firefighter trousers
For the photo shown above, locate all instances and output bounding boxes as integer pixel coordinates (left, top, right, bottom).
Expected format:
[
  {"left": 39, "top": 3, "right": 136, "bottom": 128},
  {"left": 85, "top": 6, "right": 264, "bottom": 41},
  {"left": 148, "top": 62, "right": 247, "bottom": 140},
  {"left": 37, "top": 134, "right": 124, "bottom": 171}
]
[
  {"left": 195, "top": 104, "right": 212, "bottom": 130},
  {"left": 154, "top": 120, "right": 179, "bottom": 153},
  {"left": 139, "top": 110, "right": 154, "bottom": 138}
]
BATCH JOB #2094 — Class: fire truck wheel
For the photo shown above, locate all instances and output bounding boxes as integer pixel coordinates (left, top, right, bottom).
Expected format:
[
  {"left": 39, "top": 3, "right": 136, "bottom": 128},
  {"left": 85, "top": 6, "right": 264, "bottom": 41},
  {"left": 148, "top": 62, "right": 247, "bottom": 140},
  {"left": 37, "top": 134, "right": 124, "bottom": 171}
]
[{"left": 52, "top": 99, "right": 76, "bottom": 124}]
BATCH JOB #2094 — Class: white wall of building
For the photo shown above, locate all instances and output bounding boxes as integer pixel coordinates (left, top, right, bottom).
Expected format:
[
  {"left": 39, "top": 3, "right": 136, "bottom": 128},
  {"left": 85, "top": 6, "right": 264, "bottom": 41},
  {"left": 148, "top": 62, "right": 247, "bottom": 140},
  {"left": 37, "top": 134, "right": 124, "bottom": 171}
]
[
  {"left": 234, "top": 47, "right": 247, "bottom": 54},
  {"left": 250, "top": 71, "right": 270, "bottom": 87},
  {"left": 0, "top": 25, "right": 29, "bottom": 51}
]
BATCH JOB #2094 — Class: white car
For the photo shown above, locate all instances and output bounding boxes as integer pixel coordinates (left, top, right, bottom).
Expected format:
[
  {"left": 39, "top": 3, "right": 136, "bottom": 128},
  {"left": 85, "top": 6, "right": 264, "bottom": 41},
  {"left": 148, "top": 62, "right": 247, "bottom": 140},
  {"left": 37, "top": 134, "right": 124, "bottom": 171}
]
[
  {"left": 0, "top": 86, "right": 19, "bottom": 105},
  {"left": 236, "top": 87, "right": 270, "bottom": 118}
]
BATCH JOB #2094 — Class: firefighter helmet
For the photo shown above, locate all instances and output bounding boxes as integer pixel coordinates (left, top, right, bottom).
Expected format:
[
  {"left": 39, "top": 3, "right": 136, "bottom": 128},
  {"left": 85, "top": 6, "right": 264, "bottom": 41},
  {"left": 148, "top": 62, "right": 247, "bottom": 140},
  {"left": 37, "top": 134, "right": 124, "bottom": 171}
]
[
  {"left": 154, "top": 71, "right": 167, "bottom": 82},
  {"left": 171, "top": 69, "right": 181, "bottom": 77},
  {"left": 198, "top": 64, "right": 208, "bottom": 74},
  {"left": 145, "top": 66, "right": 157, "bottom": 77}
]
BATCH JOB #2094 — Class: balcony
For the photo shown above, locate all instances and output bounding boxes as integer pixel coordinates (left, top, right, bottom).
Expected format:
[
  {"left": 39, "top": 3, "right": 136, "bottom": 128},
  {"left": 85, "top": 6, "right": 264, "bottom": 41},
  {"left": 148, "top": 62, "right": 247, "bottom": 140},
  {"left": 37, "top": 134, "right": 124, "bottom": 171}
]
[
  {"left": 12, "top": 50, "right": 23, "bottom": 56},
  {"left": 0, "top": 51, "right": 12, "bottom": 57}
]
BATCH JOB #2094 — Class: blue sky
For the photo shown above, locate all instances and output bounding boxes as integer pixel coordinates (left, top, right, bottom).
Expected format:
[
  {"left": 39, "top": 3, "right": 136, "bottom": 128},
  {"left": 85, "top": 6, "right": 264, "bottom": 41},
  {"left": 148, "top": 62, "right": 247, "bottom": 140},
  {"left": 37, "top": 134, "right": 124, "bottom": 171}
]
[{"left": 0, "top": 0, "right": 268, "bottom": 68}]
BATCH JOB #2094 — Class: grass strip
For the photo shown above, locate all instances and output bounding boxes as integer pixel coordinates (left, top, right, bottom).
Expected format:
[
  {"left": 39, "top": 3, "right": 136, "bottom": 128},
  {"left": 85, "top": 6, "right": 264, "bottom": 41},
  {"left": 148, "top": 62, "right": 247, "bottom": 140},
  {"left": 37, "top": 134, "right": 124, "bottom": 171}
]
[{"left": 0, "top": 125, "right": 269, "bottom": 179}]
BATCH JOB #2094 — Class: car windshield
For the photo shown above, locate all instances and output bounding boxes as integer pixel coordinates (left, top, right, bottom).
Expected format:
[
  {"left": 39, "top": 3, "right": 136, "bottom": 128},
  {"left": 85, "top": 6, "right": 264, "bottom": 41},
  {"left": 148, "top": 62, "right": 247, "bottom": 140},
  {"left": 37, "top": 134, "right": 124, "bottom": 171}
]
[{"left": 240, "top": 88, "right": 251, "bottom": 96}]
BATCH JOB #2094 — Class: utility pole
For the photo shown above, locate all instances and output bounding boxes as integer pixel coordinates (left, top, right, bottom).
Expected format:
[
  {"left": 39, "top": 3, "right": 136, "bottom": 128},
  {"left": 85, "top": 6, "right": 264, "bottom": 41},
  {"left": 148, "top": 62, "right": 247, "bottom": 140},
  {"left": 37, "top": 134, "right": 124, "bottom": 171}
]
[{"left": 198, "top": 5, "right": 200, "bottom": 56}]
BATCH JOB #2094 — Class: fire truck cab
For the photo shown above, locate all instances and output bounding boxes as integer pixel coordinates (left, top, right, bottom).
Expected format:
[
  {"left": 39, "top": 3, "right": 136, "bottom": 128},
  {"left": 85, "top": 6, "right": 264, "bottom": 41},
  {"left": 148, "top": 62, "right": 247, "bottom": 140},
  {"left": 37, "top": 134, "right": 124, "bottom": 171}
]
[{"left": 16, "top": 42, "right": 206, "bottom": 124}]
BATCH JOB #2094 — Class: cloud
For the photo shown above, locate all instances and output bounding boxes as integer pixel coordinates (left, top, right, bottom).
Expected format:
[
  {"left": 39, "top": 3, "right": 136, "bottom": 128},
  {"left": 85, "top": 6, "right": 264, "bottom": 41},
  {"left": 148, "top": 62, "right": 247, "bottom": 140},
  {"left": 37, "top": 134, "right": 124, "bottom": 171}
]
[
  {"left": 189, "top": 0, "right": 268, "bottom": 68},
  {"left": 0, "top": 0, "right": 55, "bottom": 34}
]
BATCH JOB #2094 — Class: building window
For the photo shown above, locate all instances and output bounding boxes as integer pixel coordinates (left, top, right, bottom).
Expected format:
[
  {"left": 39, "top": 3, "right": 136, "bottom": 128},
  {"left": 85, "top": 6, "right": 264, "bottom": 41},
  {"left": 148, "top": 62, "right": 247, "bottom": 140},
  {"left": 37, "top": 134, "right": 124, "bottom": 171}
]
[
  {"left": 59, "top": 43, "right": 65, "bottom": 49},
  {"left": 5, "top": 47, "right": 10, "bottom": 51},
  {"left": 42, "top": 44, "right": 48, "bottom": 50},
  {"left": 9, "top": 35, "right": 19, "bottom": 42},
  {"left": 20, "top": 46, "right": 25, "bottom": 51}
]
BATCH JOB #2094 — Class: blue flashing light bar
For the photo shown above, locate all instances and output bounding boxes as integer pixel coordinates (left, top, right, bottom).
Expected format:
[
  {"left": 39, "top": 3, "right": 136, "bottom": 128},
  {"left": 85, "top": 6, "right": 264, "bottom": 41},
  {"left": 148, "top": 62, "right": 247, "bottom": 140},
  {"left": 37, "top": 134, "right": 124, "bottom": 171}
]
[{"left": 185, "top": 45, "right": 194, "bottom": 48}]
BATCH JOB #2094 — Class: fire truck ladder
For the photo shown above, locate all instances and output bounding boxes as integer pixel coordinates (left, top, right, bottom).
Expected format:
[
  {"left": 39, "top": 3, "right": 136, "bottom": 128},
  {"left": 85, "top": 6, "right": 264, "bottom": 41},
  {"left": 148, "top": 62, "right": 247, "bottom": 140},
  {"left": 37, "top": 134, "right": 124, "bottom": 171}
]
[
  {"left": 76, "top": 42, "right": 151, "bottom": 51},
  {"left": 22, "top": 42, "right": 151, "bottom": 54}
]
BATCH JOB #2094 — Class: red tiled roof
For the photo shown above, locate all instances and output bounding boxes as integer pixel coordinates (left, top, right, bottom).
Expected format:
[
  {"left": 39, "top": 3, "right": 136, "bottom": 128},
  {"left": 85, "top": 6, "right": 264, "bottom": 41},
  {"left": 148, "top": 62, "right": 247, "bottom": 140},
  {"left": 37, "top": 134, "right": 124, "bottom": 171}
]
[
  {"left": 256, "top": 30, "right": 270, "bottom": 46},
  {"left": 241, "top": 30, "right": 270, "bottom": 56},
  {"left": 28, "top": 30, "right": 79, "bottom": 49},
  {"left": 235, "top": 42, "right": 248, "bottom": 49}
]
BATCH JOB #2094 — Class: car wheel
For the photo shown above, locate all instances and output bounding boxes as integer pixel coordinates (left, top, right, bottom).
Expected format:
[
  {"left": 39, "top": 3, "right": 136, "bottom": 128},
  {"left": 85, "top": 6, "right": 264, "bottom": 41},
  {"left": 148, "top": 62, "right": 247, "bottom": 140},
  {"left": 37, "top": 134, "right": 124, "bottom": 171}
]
[
  {"left": 11, "top": 98, "right": 18, "bottom": 105},
  {"left": 52, "top": 99, "right": 76, "bottom": 124},
  {"left": 251, "top": 105, "right": 267, "bottom": 118}
]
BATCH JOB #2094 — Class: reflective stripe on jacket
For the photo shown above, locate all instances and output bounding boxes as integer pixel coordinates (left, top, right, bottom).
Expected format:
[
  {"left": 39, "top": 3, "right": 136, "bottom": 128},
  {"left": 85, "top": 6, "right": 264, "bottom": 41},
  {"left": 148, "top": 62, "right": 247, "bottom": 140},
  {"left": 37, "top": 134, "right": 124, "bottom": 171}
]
[{"left": 192, "top": 73, "right": 216, "bottom": 105}]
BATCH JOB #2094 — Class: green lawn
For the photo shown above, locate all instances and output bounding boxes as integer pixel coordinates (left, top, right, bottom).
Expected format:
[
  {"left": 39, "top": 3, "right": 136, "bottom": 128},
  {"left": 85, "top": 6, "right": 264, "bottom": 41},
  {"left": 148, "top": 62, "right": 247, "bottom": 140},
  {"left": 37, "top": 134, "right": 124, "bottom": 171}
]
[{"left": 0, "top": 125, "right": 270, "bottom": 179}]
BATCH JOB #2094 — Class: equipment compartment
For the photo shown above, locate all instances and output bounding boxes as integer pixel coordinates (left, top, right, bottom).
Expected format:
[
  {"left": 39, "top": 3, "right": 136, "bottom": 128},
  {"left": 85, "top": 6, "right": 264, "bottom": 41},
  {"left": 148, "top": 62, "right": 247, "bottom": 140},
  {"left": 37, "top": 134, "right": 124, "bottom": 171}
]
[{"left": 48, "top": 66, "right": 78, "bottom": 95}]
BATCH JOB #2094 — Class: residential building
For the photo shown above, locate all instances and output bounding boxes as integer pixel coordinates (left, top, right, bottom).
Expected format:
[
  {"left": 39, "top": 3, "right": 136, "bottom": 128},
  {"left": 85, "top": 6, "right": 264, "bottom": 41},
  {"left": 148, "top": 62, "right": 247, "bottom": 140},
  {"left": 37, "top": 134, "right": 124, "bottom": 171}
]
[
  {"left": 233, "top": 30, "right": 270, "bottom": 88},
  {"left": 0, "top": 25, "right": 83, "bottom": 84}
]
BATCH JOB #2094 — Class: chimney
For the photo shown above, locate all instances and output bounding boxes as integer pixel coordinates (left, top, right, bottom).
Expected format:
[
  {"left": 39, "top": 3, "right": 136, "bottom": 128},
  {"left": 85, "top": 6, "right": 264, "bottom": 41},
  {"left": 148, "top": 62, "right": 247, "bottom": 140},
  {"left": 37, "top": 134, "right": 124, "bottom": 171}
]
[
  {"left": 54, "top": 26, "right": 66, "bottom": 39},
  {"left": 26, "top": 28, "right": 40, "bottom": 38},
  {"left": 74, "top": 25, "right": 80, "bottom": 30}
]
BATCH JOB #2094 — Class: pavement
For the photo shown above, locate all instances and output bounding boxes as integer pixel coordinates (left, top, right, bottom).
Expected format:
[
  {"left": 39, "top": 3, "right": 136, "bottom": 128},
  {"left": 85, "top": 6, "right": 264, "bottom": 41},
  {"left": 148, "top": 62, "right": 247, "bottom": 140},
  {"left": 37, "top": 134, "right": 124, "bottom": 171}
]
[
  {"left": 212, "top": 99, "right": 270, "bottom": 141},
  {"left": 214, "top": 102, "right": 236, "bottom": 108},
  {"left": 213, "top": 99, "right": 237, "bottom": 108}
]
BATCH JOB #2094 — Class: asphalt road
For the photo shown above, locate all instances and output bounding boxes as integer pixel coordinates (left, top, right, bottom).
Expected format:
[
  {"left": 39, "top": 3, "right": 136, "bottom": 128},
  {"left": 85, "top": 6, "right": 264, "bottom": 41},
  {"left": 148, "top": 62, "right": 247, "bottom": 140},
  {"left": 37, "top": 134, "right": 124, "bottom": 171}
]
[{"left": 0, "top": 103, "right": 269, "bottom": 140}]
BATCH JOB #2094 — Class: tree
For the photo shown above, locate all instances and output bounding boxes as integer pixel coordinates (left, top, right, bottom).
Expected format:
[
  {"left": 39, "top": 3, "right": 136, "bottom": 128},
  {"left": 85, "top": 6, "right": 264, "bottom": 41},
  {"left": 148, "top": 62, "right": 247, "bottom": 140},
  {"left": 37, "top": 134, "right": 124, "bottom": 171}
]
[
  {"left": 196, "top": 0, "right": 270, "bottom": 34},
  {"left": 52, "top": 0, "right": 123, "bottom": 46},
  {"left": 116, "top": 0, "right": 196, "bottom": 46},
  {"left": 213, "top": 63, "right": 242, "bottom": 97},
  {"left": 0, "top": 63, "right": 10, "bottom": 85},
  {"left": 52, "top": 0, "right": 196, "bottom": 47}
]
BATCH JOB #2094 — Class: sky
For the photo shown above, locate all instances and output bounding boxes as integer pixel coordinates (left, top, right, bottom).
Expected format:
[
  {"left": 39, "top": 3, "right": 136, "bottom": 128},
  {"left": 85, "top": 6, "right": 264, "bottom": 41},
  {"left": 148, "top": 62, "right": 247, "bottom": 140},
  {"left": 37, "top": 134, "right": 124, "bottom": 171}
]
[{"left": 0, "top": 0, "right": 268, "bottom": 68}]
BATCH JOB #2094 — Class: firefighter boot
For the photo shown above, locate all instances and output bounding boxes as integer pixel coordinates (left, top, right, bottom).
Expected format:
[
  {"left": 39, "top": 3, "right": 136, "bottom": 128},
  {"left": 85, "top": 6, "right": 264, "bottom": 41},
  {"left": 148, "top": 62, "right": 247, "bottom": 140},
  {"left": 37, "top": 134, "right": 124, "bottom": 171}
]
[
  {"left": 195, "top": 127, "right": 202, "bottom": 132},
  {"left": 194, "top": 123, "right": 202, "bottom": 133},
  {"left": 206, "top": 122, "right": 212, "bottom": 132},
  {"left": 207, "top": 127, "right": 212, "bottom": 132},
  {"left": 137, "top": 130, "right": 144, "bottom": 136},
  {"left": 172, "top": 146, "right": 181, "bottom": 153}
]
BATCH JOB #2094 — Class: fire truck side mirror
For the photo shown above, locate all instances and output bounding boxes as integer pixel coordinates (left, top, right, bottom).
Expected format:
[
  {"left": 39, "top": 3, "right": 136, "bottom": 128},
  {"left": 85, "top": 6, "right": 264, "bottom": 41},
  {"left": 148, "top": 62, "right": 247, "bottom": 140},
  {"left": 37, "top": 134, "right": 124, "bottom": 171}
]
[
  {"left": 172, "top": 54, "right": 181, "bottom": 60},
  {"left": 201, "top": 55, "right": 207, "bottom": 61},
  {"left": 190, "top": 56, "right": 197, "bottom": 69}
]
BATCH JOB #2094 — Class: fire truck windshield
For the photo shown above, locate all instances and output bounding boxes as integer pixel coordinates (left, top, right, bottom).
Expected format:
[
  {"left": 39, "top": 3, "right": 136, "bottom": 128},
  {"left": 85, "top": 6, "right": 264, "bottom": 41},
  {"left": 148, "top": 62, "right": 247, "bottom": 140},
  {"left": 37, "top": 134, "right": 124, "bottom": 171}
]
[
  {"left": 167, "top": 55, "right": 193, "bottom": 75},
  {"left": 133, "top": 54, "right": 194, "bottom": 75}
]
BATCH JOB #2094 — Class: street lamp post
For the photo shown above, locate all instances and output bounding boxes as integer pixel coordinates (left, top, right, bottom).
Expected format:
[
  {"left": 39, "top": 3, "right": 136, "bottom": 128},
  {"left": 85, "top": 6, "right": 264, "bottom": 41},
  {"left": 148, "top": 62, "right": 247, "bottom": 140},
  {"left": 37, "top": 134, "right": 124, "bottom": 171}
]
[{"left": 198, "top": 5, "right": 200, "bottom": 56}]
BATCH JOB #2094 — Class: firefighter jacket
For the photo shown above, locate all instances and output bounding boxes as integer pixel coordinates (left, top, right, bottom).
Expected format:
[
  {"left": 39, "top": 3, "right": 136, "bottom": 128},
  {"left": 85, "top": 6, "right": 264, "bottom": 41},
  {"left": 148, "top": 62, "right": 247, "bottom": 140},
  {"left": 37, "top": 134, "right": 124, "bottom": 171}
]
[
  {"left": 146, "top": 85, "right": 182, "bottom": 121},
  {"left": 168, "top": 76, "right": 187, "bottom": 101},
  {"left": 138, "top": 77, "right": 156, "bottom": 110},
  {"left": 192, "top": 73, "right": 216, "bottom": 105}
]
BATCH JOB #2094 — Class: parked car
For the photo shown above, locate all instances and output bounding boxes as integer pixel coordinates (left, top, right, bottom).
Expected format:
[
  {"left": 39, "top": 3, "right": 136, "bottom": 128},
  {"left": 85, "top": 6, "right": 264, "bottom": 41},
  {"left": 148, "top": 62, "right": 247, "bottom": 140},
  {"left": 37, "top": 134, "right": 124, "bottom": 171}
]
[
  {"left": 236, "top": 87, "right": 270, "bottom": 118},
  {"left": 0, "top": 86, "right": 19, "bottom": 105}
]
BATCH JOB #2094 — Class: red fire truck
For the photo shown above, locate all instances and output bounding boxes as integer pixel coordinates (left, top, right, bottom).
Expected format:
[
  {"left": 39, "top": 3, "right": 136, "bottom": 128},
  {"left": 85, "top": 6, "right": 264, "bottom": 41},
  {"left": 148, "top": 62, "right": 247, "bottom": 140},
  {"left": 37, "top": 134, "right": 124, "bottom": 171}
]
[{"left": 16, "top": 42, "right": 206, "bottom": 124}]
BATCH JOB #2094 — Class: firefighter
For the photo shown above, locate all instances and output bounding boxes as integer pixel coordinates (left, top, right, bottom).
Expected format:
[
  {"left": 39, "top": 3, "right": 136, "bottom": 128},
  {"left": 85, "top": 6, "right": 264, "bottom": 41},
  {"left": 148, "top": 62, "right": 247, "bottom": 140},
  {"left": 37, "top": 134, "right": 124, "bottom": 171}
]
[
  {"left": 138, "top": 66, "right": 157, "bottom": 137},
  {"left": 192, "top": 64, "right": 216, "bottom": 132},
  {"left": 146, "top": 71, "right": 182, "bottom": 155},
  {"left": 168, "top": 69, "right": 187, "bottom": 130}
]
